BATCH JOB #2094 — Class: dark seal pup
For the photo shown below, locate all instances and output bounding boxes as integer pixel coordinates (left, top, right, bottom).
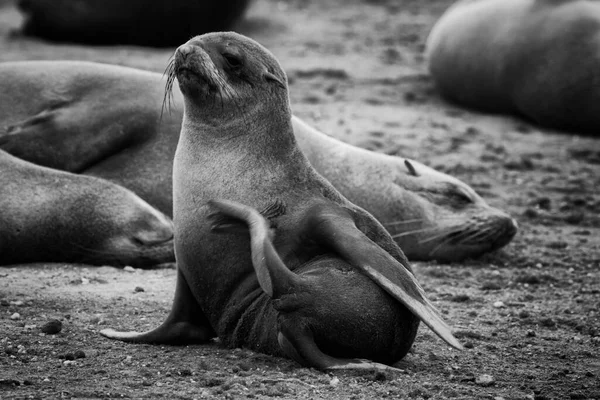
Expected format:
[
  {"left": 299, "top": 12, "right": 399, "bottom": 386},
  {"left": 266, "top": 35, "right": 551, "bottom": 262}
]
[
  {"left": 0, "top": 149, "right": 174, "bottom": 267},
  {"left": 427, "top": 0, "right": 600, "bottom": 136},
  {"left": 17, "top": 0, "right": 252, "bottom": 47},
  {"left": 0, "top": 61, "right": 517, "bottom": 262},
  {"left": 101, "top": 32, "right": 461, "bottom": 370}
]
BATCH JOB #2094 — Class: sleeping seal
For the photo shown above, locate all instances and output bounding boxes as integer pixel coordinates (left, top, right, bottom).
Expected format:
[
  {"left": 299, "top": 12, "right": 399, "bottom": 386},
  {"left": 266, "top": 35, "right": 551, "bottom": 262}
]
[
  {"left": 17, "top": 0, "right": 252, "bottom": 47},
  {"left": 427, "top": 0, "right": 600, "bottom": 136},
  {"left": 0, "top": 61, "right": 516, "bottom": 262}
]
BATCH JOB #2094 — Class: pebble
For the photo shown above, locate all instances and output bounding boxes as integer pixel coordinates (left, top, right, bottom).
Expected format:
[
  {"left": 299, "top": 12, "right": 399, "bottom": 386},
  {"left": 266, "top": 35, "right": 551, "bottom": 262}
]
[
  {"left": 493, "top": 301, "right": 505, "bottom": 308},
  {"left": 475, "top": 374, "right": 495, "bottom": 387},
  {"left": 329, "top": 376, "right": 340, "bottom": 387},
  {"left": 134, "top": 286, "right": 145, "bottom": 293},
  {"left": 74, "top": 350, "right": 86, "bottom": 359},
  {"left": 41, "top": 320, "right": 63, "bottom": 335},
  {"left": 526, "top": 330, "right": 536, "bottom": 337},
  {"left": 123, "top": 266, "right": 135, "bottom": 272},
  {"left": 10, "top": 313, "right": 20, "bottom": 320},
  {"left": 10, "top": 300, "right": 24, "bottom": 306}
]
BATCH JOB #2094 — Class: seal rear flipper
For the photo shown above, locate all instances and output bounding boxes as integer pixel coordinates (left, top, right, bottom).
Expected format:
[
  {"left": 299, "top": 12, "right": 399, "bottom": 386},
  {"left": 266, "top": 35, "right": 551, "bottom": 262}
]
[
  {"left": 208, "top": 199, "right": 300, "bottom": 298},
  {"left": 208, "top": 199, "right": 286, "bottom": 234},
  {"left": 305, "top": 203, "right": 463, "bottom": 350},
  {"left": 100, "top": 270, "right": 215, "bottom": 344},
  {"left": 277, "top": 319, "right": 402, "bottom": 372}
]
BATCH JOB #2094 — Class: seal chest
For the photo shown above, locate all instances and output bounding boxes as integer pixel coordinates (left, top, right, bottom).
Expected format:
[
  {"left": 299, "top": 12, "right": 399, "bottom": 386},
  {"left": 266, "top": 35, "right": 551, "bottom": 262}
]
[{"left": 102, "top": 32, "right": 462, "bottom": 370}]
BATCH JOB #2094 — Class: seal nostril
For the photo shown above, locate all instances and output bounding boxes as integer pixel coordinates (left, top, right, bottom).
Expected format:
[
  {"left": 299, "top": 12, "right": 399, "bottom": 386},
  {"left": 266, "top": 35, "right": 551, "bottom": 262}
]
[{"left": 177, "top": 45, "right": 194, "bottom": 61}]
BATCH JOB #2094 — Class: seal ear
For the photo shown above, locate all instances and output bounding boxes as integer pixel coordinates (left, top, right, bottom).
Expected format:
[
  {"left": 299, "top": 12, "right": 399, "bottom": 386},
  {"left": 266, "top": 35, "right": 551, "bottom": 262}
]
[
  {"left": 208, "top": 199, "right": 302, "bottom": 298},
  {"left": 404, "top": 159, "right": 420, "bottom": 177},
  {"left": 304, "top": 203, "right": 462, "bottom": 350},
  {"left": 263, "top": 70, "right": 286, "bottom": 90}
]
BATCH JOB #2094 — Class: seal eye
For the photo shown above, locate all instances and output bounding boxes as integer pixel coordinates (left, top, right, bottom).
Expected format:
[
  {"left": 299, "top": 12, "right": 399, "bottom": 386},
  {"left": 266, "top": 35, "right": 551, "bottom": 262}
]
[
  {"left": 223, "top": 52, "right": 242, "bottom": 68},
  {"left": 449, "top": 189, "right": 473, "bottom": 204}
]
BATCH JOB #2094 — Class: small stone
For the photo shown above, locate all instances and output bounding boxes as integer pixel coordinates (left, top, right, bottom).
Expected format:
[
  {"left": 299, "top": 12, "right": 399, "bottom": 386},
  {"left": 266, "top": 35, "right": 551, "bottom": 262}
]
[
  {"left": 41, "top": 320, "right": 62, "bottom": 335},
  {"left": 64, "top": 353, "right": 76, "bottom": 361},
  {"left": 123, "top": 266, "right": 135, "bottom": 272},
  {"left": 547, "top": 241, "right": 568, "bottom": 249},
  {"left": 329, "top": 376, "right": 339, "bottom": 387},
  {"left": 523, "top": 208, "right": 539, "bottom": 218},
  {"left": 134, "top": 286, "right": 145, "bottom": 293},
  {"left": 10, "top": 313, "right": 21, "bottom": 320},
  {"left": 475, "top": 374, "right": 495, "bottom": 387},
  {"left": 74, "top": 350, "right": 86, "bottom": 359},
  {"left": 493, "top": 301, "right": 505, "bottom": 308},
  {"left": 526, "top": 330, "right": 536, "bottom": 337},
  {"left": 539, "top": 318, "right": 556, "bottom": 328},
  {"left": 10, "top": 300, "right": 24, "bottom": 306}
]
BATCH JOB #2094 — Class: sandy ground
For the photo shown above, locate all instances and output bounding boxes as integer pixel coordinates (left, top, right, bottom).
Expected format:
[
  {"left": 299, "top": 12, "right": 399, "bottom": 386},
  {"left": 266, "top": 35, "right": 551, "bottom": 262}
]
[{"left": 1, "top": 0, "right": 599, "bottom": 399}]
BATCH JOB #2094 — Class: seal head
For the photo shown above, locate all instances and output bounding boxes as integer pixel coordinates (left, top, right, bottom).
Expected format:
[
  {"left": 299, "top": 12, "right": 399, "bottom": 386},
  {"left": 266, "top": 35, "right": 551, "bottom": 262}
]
[{"left": 0, "top": 149, "right": 174, "bottom": 267}]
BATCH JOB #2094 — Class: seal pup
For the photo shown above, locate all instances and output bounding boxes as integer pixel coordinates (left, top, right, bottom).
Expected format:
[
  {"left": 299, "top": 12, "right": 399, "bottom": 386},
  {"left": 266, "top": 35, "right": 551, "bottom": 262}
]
[
  {"left": 0, "top": 61, "right": 517, "bottom": 262},
  {"left": 427, "top": 0, "right": 600, "bottom": 136},
  {"left": 0, "top": 149, "right": 174, "bottom": 267},
  {"left": 17, "top": 0, "right": 252, "bottom": 47},
  {"left": 101, "top": 32, "right": 461, "bottom": 370}
]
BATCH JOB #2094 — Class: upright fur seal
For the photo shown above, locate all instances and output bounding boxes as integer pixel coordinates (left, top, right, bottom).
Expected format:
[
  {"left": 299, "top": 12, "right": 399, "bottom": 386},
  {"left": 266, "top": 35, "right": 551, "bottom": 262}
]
[
  {"left": 101, "top": 32, "right": 461, "bottom": 370},
  {"left": 17, "top": 0, "right": 252, "bottom": 47},
  {"left": 0, "top": 149, "right": 174, "bottom": 267},
  {"left": 0, "top": 61, "right": 517, "bottom": 262},
  {"left": 427, "top": 0, "right": 600, "bottom": 136}
]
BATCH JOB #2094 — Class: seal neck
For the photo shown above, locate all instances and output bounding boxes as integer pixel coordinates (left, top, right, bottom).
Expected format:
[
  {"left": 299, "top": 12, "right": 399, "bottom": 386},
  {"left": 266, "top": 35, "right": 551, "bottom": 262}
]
[{"left": 181, "top": 99, "right": 297, "bottom": 158}]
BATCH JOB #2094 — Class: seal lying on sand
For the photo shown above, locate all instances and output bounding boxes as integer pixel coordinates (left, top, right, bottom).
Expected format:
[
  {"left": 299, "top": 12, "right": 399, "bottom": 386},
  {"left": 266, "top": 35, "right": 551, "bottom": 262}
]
[
  {"left": 0, "top": 149, "right": 174, "bottom": 267},
  {"left": 17, "top": 0, "right": 252, "bottom": 47},
  {"left": 101, "top": 32, "right": 461, "bottom": 370},
  {"left": 0, "top": 61, "right": 517, "bottom": 262},
  {"left": 427, "top": 0, "right": 600, "bottom": 136}
]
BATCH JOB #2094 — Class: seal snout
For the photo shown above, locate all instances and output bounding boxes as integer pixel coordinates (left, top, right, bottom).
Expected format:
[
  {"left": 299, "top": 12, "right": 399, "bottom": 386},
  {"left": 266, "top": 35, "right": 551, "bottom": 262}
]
[{"left": 173, "top": 42, "right": 222, "bottom": 97}]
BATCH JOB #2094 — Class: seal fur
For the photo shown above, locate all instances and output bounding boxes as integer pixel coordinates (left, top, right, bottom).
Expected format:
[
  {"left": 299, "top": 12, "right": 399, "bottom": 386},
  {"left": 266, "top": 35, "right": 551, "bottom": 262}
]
[
  {"left": 427, "top": 0, "right": 600, "bottom": 135},
  {"left": 0, "top": 60, "right": 517, "bottom": 262},
  {"left": 101, "top": 32, "right": 461, "bottom": 370}
]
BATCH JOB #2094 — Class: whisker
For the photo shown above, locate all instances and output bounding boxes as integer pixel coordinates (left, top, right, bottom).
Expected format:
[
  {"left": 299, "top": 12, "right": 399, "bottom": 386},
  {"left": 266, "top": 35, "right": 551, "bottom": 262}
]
[
  {"left": 391, "top": 225, "right": 450, "bottom": 239},
  {"left": 383, "top": 218, "right": 426, "bottom": 227},
  {"left": 417, "top": 226, "right": 465, "bottom": 244}
]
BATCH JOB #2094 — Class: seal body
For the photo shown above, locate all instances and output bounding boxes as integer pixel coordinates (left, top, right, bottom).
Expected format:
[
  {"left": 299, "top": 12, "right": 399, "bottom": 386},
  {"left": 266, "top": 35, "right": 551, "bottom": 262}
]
[
  {"left": 427, "top": 0, "right": 600, "bottom": 135},
  {"left": 17, "top": 0, "right": 252, "bottom": 47},
  {"left": 101, "top": 32, "right": 461, "bottom": 370},
  {"left": 0, "top": 61, "right": 516, "bottom": 262},
  {"left": 0, "top": 149, "right": 174, "bottom": 267}
]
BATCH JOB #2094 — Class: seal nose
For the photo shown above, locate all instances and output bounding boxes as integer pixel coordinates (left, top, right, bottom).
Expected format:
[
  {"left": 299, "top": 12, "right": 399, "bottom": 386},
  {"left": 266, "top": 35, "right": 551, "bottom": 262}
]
[
  {"left": 177, "top": 44, "right": 194, "bottom": 62},
  {"left": 132, "top": 216, "right": 174, "bottom": 246}
]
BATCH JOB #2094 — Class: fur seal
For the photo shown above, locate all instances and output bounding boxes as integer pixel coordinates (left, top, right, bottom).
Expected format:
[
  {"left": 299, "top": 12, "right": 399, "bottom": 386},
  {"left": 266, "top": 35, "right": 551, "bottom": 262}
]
[
  {"left": 0, "top": 149, "right": 174, "bottom": 267},
  {"left": 427, "top": 0, "right": 600, "bottom": 136},
  {"left": 0, "top": 61, "right": 517, "bottom": 262},
  {"left": 100, "top": 32, "right": 461, "bottom": 370},
  {"left": 17, "top": 0, "right": 252, "bottom": 47}
]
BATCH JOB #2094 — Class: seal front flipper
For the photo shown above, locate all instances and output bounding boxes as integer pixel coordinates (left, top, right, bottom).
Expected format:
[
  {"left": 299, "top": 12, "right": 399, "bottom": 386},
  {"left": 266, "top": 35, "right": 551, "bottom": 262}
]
[
  {"left": 100, "top": 270, "right": 215, "bottom": 344},
  {"left": 0, "top": 105, "right": 141, "bottom": 172},
  {"left": 304, "top": 203, "right": 463, "bottom": 350}
]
